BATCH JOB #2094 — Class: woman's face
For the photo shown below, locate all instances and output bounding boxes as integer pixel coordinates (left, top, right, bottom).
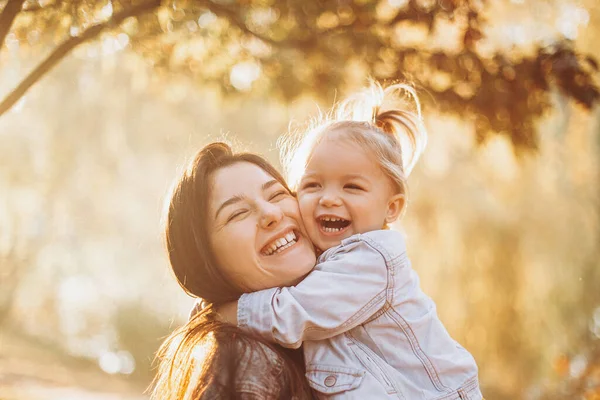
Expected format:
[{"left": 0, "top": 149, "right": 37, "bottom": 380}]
[{"left": 208, "top": 162, "right": 316, "bottom": 292}]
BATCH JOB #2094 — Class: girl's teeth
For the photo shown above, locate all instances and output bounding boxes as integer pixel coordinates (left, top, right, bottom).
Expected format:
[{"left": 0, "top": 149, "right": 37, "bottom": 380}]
[{"left": 321, "top": 217, "right": 344, "bottom": 222}]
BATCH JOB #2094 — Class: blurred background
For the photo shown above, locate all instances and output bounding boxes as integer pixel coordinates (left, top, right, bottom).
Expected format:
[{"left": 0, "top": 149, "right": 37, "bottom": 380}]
[{"left": 0, "top": 0, "right": 599, "bottom": 399}]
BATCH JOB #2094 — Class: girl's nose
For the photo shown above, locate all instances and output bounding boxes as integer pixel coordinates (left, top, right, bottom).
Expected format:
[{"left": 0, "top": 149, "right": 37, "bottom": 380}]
[
  {"left": 318, "top": 191, "right": 342, "bottom": 207},
  {"left": 259, "top": 201, "right": 284, "bottom": 229}
]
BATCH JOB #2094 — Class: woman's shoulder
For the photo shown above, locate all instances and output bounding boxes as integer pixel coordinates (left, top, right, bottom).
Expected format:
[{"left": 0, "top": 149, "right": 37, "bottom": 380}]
[
  {"left": 214, "top": 328, "right": 287, "bottom": 371},
  {"left": 200, "top": 328, "right": 294, "bottom": 399}
]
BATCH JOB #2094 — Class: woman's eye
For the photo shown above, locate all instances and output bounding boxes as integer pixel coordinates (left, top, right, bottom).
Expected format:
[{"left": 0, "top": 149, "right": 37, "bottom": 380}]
[
  {"left": 227, "top": 210, "right": 248, "bottom": 222},
  {"left": 269, "top": 190, "right": 288, "bottom": 201}
]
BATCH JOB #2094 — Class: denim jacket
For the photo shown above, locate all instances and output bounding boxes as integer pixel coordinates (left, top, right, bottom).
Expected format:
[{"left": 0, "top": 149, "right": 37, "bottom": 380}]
[{"left": 238, "top": 230, "right": 482, "bottom": 399}]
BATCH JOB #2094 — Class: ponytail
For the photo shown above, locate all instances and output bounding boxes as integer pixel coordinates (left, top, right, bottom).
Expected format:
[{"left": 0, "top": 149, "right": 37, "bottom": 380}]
[
  {"left": 281, "top": 81, "right": 428, "bottom": 209},
  {"left": 335, "top": 82, "right": 427, "bottom": 176}
]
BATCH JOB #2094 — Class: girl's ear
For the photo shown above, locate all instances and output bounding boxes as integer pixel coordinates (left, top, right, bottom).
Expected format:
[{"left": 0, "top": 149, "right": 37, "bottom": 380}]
[{"left": 385, "top": 194, "right": 405, "bottom": 224}]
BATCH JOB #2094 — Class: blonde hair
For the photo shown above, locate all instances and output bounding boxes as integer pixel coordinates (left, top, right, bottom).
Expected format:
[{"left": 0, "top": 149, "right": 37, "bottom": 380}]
[{"left": 280, "top": 82, "right": 427, "bottom": 205}]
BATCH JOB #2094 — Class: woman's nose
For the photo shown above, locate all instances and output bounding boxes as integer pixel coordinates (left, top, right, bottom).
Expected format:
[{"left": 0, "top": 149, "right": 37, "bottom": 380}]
[{"left": 259, "top": 202, "right": 284, "bottom": 228}]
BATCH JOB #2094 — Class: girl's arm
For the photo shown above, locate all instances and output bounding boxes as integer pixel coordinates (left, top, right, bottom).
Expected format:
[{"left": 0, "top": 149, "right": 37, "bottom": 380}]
[{"left": 236, "top": 237, "right": 393, "bottom": 348}]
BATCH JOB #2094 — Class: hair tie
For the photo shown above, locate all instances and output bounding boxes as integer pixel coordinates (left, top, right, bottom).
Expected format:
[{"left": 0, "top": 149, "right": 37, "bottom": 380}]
[{"left": 375, "top": 110, "right": 398, "bottom": 135}]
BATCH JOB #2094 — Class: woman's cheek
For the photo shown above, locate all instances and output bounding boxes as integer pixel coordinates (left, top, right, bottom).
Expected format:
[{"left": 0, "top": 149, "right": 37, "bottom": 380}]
[
  {"left": 241, "top": 218, "right": 260, "bottom": 249},
  {"left": 222, "top": 220, "right": 249, "bottom": 250},
  {"left": 283, "top": 196, "right": 301, "bottom": 213}
]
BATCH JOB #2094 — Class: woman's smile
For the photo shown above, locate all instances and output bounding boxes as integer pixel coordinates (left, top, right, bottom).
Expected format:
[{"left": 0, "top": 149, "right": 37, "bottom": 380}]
[{"left": 260, "top": 229, "right": 301, "bottom": 256}]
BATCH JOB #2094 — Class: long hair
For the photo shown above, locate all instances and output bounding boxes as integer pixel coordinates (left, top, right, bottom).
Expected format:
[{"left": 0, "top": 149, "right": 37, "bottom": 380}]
[
  {"left": 164, "top": 142, "right": 292, "bottom": 304},
  {"left": 152, "top": 143, "right": 311, "bottom": 399}
]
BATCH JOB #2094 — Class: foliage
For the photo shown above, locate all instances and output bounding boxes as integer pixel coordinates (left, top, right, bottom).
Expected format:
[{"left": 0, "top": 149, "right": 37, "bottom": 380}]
[
  {"left": 1, "top": 2, "right": 599, "bottom": 399},
  {"left": 1, "top": 0, "right": 599, "bottom": 148}
]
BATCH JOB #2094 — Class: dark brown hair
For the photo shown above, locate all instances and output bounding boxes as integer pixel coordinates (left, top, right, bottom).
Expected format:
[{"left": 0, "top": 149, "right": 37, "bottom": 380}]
[
  {"left": 164, "top": 141, "right": 293, "bottom": 304},
  {"left": 152, "top": 143, "right": 311, "bottom": 399}
]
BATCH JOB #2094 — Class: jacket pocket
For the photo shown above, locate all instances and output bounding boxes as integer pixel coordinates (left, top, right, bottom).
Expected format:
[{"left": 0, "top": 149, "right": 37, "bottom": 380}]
[
  {"left": 305, "top": 364, "right": 365, "bottom": 395},
  {"left": 347, "top": 337, "right": 399, "bottom": 395}
]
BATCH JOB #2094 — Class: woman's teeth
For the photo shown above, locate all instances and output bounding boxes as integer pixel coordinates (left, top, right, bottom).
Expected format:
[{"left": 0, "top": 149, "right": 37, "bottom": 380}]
[{"left": 262, "top": 232, "right": 297, "bottom": 256}]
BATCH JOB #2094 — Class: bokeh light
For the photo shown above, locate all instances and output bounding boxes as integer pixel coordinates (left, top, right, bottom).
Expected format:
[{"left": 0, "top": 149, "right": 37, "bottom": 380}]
[{"left": 0, "top": 1, "right": 598, "bottom": 400}]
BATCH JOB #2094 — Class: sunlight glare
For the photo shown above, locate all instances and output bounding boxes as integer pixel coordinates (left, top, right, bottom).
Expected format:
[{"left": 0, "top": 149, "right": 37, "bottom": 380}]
[
  {"left": 555, "top": 4, "right": 589, "bottom": 40},
  {"left": 100, "top": 1, "right": 114, "bottom": 20},
  {"left": 198, "top": 11, "right": 217, "bottom": 28},
  {"left": 230, "top": 61, "right": 261, "bottom": 92}
]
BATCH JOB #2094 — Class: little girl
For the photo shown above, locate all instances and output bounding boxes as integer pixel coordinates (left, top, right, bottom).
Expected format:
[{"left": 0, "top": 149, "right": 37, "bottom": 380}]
[{"left": 228, "top": 83, "right": 482, "bottom": 399}]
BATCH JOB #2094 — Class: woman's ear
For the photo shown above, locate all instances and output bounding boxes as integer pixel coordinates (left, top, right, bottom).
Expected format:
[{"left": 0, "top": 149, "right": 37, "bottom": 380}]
[{"left": 385, "top": 194, "right": 405, "bottom": 224}]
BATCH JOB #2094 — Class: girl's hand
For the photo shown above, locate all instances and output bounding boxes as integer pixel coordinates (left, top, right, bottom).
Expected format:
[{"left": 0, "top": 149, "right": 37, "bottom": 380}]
[{"left": 215, "top": 301, "right": 238, "bottom": 325}]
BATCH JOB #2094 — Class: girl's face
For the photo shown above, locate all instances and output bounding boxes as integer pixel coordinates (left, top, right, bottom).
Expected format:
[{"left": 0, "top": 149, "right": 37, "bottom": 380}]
[
  {"left": 297, "top": 132, "right": 404, "bottom": 252},
  {"left": 208, "top": 162, "right": 316, "bottom": 292}
]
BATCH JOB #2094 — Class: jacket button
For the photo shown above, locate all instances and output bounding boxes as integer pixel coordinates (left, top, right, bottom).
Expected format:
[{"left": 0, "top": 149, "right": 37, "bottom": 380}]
[{"left": 324, "top": 375, "right": 337, "bottom": 387}]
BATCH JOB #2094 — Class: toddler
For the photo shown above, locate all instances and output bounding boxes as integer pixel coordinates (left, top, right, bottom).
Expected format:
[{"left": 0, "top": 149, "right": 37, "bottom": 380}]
[{"left": 235, "top": 83, "right": 482, "bottom": 399}]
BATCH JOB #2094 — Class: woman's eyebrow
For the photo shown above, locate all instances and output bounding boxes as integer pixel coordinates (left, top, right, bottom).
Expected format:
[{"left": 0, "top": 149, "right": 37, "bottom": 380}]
[
  {"left": 215, "top": 195, "right": 245, "bottom": 220},
  {"left": 262, "top": 179, "right": 278, "bottom": 191},
  {"left": 214, "top": 180, "right": 279, "bottom": 220}
]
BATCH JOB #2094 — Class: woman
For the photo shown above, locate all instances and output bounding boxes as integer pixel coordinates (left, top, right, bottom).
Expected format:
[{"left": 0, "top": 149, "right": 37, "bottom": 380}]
[{"left": 152, "top": 142, "right": 317, "bottom": 399}]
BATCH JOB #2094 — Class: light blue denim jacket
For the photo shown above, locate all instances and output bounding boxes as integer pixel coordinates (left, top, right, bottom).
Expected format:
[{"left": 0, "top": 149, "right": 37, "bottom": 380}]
[{"left": 238, "top": 230, "right": 482, "bottom": 399}]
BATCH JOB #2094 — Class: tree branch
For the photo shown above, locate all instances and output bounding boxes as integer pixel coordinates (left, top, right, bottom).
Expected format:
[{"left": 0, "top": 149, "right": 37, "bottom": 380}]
[
  {"left": 200, "top": 0, "right": 281, "bottom": 46},
  {"left": 0, "top": 0, "right": 162, "bottom": 117},
  {"left": 0, "top": 0, "right": 27, "bottom": 53},
  {"left": 200, "top": 0, "right": 322, "bottom": 49}
]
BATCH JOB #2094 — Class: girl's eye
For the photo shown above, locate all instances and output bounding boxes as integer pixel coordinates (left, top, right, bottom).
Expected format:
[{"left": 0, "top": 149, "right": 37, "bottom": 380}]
[
  {"left": 269, "top": 190, "right": 288, "bottom": 201},
  {"left": 345, "top": 183, "right": 364, "bottom": 191},
  {"left": 300, "top": 182, "right": 320, "bottom": 190},
  {"left": 227, "top": 210, "right": 248, "bottom": 222}
]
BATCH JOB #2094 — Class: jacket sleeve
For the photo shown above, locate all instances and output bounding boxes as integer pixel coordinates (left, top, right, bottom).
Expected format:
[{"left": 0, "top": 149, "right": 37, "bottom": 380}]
[{"left": 237, "top": 238, "right": 389, "bottom": 348}]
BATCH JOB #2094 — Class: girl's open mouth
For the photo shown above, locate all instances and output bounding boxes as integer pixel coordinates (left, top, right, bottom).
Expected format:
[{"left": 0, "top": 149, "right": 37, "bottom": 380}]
[{"left": 317, "top": 216, "right": 351, "bottom": 235}]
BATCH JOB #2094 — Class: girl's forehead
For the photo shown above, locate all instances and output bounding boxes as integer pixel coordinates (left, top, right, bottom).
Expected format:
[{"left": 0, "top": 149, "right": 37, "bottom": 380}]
[
  {"left": 313, "top": 133, "right": 363, "bottom": 154},
  {"left": 306, "top": 136, "right": 383, "bottom": 177}
]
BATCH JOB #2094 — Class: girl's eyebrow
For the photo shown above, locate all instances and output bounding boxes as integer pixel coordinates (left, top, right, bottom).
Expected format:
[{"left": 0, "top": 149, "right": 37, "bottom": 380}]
[
  {"left": 300, "top": 172, "right": 318, "bottom": 179},
  {"left": 343, "top": 173, "right": 368, "bottom": 181}
]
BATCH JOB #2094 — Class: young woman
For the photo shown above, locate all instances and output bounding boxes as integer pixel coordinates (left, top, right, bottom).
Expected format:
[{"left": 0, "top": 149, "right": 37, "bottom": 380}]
[{"left": 152, "top": 143, "right": 317, "bottom": 399}]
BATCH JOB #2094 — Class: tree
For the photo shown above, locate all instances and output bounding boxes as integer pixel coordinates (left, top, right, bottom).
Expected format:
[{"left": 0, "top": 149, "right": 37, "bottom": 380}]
[{"left": 0, "top": 0, "right": 598, "bottom": 148}]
